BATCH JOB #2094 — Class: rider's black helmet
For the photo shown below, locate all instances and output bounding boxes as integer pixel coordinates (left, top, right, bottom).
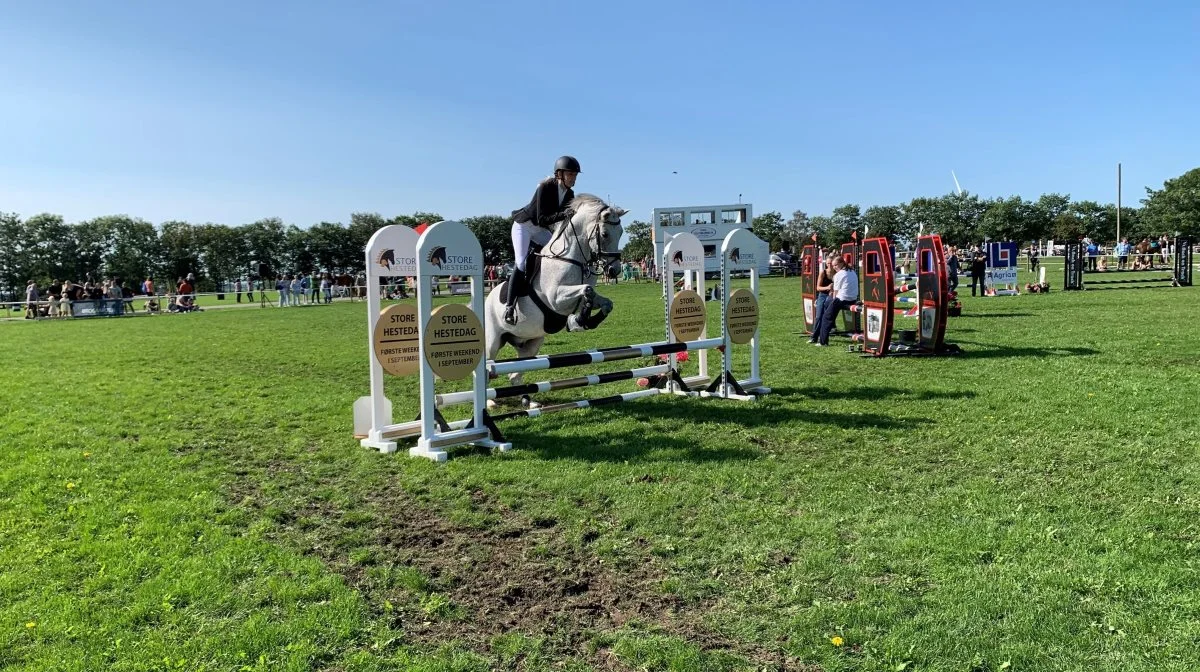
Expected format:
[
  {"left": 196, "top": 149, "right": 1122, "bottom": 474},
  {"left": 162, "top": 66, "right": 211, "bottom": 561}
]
[{"left": 554, "top": 155, "right": 582, "bottom": 173}]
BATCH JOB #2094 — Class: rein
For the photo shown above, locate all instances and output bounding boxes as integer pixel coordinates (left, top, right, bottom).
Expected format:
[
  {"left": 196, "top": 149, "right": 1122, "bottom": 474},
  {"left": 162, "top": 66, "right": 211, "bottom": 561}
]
[{"left": 540, "top": 210, "right": 616, "bottom": 279}]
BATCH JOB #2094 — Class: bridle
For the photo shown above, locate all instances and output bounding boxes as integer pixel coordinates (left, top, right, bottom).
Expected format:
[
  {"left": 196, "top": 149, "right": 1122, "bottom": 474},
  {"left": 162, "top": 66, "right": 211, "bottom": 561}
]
[{"left": 541, "top": 209, "right": 620, "bottom": 278}]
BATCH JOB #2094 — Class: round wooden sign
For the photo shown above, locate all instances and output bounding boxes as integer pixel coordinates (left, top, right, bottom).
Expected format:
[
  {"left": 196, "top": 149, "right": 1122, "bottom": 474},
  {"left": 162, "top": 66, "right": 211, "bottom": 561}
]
[
  {"left": 423, "top": 303, "right": 485, "bottom": 381},
  {"left": 726, "top": 288, "right": 759, "bottom": 345},
  {"left": 372, "top": 303, "right": 420, "bottom": 377},
  {"left": 669, "top": 289, "right": 706, "bottom": 342}
]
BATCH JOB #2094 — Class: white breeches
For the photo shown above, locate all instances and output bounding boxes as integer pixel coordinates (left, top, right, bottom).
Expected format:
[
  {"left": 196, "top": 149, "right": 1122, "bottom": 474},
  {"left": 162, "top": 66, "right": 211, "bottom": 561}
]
[{"left": 512, "top": 221, "right": 553, "bottom": 272}]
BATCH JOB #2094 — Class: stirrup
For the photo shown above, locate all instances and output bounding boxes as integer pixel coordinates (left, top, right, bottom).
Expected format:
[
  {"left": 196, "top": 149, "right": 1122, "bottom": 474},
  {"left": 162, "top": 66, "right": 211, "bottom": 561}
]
[{"left": 503, "top": 304, "right": 518, "bottom": 325}]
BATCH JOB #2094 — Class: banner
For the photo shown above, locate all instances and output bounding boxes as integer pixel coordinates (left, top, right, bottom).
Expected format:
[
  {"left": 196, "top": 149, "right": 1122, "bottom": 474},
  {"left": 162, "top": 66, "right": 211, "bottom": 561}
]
[
  {"left": 986, "top": 241, "right": 1020, "bottom": 294},
  {"left": 70, "top": 299, "right": 125, "bottom": 318},
  {"left": 987, "top": 242, "right": 1018, "bottom": 269}
]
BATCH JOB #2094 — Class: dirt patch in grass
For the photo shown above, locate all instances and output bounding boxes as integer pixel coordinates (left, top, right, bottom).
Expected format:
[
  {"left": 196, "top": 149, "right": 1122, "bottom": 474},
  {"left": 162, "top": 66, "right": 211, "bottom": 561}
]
[{"left": 225, "top": 463, "right": 812, "bottom": 670}]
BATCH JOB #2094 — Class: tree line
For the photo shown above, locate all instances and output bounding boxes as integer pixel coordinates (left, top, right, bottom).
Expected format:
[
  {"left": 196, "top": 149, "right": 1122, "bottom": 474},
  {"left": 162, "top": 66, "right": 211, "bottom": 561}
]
[
  {"left": 5, "top": 168, "right": 1198, "bottom": 295},
  {"left": 624, "top": 168, "right": 1200, "bottom": 262},
  {"left": 0, "top": 211, "right": 516, "bottom": 295}
]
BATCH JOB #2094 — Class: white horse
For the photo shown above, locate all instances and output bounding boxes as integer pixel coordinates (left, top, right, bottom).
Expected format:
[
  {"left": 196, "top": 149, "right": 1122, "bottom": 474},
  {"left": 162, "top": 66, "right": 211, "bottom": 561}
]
[{"left": 485, "top": 194, "right": 626, "bottom": 401}]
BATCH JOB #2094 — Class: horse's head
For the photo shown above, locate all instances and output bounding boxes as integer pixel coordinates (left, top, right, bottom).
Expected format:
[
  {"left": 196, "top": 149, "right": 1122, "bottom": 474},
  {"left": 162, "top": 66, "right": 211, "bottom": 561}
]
[{"left": 564, "top": 194, "right": 626, "bottom": 274}]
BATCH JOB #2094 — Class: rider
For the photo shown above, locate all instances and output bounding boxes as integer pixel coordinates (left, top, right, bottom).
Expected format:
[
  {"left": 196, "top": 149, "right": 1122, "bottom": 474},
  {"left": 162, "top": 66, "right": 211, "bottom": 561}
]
[{"left": 504, "top": 155, "right": 580, "bottom": 324}]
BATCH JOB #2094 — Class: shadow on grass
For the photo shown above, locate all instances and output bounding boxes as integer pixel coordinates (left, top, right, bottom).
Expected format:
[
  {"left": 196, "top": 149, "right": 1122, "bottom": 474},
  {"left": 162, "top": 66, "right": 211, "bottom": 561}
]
[
  {"left": 951, "top": 342, "right": 1101, "bottom": 359},
  {"left": 772, "top": 385, "right": 977, "bottom": 402},
  {"left": 953, "top": 312, "right": 1036, "bottom": 319},
  {"left": 1077, "top": 284, "right": 1180, "bottom": 291},
  {"left": 481, "top": 398, "right": 930, "bottom": 463}
]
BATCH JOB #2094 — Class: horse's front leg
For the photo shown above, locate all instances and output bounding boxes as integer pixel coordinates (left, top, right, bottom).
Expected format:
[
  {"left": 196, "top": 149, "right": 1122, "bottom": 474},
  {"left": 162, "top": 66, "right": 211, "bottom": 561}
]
[
  {"left": 547, "top": 284, "right": 594, "bottom": 332},
  {"left": 584, "top": 293, "right": 614, "bottom": 329},
  {"left": 550, "top": 284, "right": 614, "bottom": 332}
]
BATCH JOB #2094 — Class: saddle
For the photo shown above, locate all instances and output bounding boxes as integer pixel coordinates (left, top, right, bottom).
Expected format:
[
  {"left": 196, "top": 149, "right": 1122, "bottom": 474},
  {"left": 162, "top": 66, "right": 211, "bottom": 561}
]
[{"left": 498, "top": 244, "right": 570, "bottom": 334}]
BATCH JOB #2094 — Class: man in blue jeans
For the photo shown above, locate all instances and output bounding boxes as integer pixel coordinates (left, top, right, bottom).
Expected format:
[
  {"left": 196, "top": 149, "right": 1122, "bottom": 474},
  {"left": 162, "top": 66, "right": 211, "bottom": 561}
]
[{"left": 815, "top": 255, "right": 859, "bottom": 346}]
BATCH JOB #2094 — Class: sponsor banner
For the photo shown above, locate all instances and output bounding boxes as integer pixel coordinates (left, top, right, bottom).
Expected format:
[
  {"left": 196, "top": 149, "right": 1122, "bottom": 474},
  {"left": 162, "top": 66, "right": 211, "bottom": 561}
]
[
  {"left": 365, "top": 225, "right": 419, "bottom": 278},
  {"left": 987, "top": 241, "right": 1019, "bottom": 269},
  {"left": 986, "top": 268, "right": 1018, "bottom": 286},
  {"left": 417, "top": 221, "right": 482, "bottom": 277},
  {"left": 664, "top": 232, "right": 705, "bottom": 273},
  {"left": 70, "top": 300, "right": 124, "bottom": 318}
]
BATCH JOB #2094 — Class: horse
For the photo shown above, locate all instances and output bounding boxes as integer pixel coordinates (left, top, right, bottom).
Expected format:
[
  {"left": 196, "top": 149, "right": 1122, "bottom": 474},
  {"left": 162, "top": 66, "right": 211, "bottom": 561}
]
[
  {"left": 332, "top": 273, "right": 366, "bottom": 299},
  {"left": 484, "top": 194, "right": 626, "bottom": 402}
]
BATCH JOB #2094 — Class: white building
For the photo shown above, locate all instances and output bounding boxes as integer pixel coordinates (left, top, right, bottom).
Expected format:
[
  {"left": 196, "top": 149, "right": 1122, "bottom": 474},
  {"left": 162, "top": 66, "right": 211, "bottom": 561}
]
[{"left": 651, "top": 203, "right": 769, "bottom": 276}]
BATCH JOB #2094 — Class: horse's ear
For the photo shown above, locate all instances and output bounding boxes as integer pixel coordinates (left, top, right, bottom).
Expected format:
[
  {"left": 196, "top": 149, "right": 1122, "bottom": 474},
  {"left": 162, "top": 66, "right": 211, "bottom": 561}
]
[{"left": 609, "top": 206, "right": 628, "bottom": 219}]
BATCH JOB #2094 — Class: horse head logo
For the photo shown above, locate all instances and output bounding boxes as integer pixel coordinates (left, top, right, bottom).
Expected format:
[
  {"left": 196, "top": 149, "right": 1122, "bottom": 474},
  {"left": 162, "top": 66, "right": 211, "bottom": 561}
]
[
  {"left": 672, "top": 250, "right": 684, "bottom": 266},
  {"left": 729, "top": 247, "right": 741, "bottom": 263},
  {"left": 427, "top": 246, "right": 448, "bottom": 267},
  {"left": 375, "top": 249, "right": 396, "bottom": 270}
]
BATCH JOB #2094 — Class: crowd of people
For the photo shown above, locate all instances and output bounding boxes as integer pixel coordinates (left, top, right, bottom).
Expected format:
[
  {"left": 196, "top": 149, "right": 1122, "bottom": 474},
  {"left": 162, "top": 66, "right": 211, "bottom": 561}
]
[
  {"left": 15, "top": 274, "right": 210, "bottom": 319},
  {"left": 1082, "top": 234, "right": 1174, "bottom": 272},
  {"left": 271, "top": 273, "right": 336, "bottom": 307}
]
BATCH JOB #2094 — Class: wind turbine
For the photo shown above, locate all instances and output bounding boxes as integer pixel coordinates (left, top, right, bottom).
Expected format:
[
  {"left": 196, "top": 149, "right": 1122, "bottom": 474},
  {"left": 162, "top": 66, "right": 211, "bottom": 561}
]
[{"left": 951, "top": 170, "right": 963, "bottom": 196}]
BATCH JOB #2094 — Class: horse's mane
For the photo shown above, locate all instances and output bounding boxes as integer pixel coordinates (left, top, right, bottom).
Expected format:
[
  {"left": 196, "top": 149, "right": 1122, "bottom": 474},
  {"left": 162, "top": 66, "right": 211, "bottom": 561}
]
[{"left": 568, "top": 193, "right": 607, "bottom": 218}]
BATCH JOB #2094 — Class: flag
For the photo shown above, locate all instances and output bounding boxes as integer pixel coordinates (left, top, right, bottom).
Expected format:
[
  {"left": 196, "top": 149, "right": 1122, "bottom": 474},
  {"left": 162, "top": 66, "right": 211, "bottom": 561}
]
[{"left": 851, "top": 231, "right": 858, "bottom": 241}]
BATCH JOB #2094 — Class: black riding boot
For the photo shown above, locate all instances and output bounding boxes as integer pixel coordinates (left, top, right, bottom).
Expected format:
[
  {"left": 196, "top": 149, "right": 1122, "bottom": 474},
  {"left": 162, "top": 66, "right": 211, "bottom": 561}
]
[{"left": 503, "top": 268, "right": 525, "bottom": 325}]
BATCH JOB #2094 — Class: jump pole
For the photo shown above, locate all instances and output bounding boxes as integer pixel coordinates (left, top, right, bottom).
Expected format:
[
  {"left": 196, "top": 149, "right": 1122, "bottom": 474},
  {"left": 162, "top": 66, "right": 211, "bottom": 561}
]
[{"left": 359, "top": 227, "right": 769, "bottom": 459}]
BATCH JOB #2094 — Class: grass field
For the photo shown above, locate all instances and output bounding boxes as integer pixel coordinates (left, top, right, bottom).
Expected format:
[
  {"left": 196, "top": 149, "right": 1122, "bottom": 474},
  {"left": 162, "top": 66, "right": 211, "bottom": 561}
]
[{"left": 2, "top": 273, "right": 1198, "bottom": 671}]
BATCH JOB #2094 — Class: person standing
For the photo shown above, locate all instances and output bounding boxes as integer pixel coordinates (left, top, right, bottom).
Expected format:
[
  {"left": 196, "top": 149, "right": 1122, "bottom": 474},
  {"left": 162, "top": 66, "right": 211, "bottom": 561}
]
[
  {"left": 808, "top": 253, "right": 835, "bottom": 344},
  {"left": 947, "top": 246, "right": 960, "bottom": 292},
  {"left": 970, "top": 247, "right": 987, "bottom": 297},
  {"left": 814, "top": 256, "right": 859, "bottom": 346},
  {"left": 25, "top": 280, "right": 39, "bottom": 319}
]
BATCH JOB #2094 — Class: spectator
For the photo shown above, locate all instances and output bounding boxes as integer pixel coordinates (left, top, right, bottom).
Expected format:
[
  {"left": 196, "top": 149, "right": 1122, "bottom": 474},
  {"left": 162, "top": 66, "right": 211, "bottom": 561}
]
[
  {"left": 25, "top": 280, "right": 39, "bottom": 319},
  {"left": 1115, "top": 238, "right": 1130, "bottom": 270},
  {"left": 290, "top": 275, "right": 303, "bottom": 306},
  {"left": 808, "top": 253, "right": 835, "bottom": 344},
  {"left": 1085, "top": 238, "right": 1098, "bottom": 272},
  {"left": 177, "top": 276, "right": 194, "bottom": 308},
  {"left": 321, "top": 274, "right": 333, "bottom": 304},
  {"left": 278, "top": 275, "right": 290, "bottom": 307},
  {"left": 970, "top": 247, "right": 987, "bottom": 297},
  {"left": 947, "top": 246, "right": 960, "bottom": 292},
  {"left": 814, "top": 255, "right": 859, "bottom": 346}
]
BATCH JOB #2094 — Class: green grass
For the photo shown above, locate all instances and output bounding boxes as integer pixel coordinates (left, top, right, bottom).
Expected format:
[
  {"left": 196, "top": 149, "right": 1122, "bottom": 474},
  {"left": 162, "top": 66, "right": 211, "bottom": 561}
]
[{"left": 2, "top": 277, "right": 1198, "bottom": 671}]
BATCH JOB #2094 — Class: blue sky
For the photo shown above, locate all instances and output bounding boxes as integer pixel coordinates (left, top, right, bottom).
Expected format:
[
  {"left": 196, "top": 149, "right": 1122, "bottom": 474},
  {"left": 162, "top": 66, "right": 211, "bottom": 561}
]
[{"left": 1, "top": 1, "right": 1197, "bottom": 227}]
